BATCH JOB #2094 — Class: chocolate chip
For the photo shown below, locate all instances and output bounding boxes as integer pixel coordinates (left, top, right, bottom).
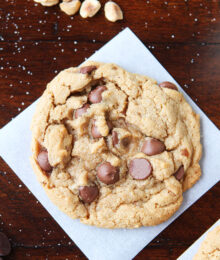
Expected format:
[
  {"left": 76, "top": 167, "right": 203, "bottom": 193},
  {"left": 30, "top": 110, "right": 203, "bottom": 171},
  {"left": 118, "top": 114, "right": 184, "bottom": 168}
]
[
  {"left": 79, "top": 185, "right": 99, "bottom": 203},
  {"left": 79, "top": 65, "right": 97, "bottom": 74},
  {"left": 75, "top": 104, "right": 90, "bottom": 119},
  {"left": 97, "top": 162, "right": 119, "bottom": 184},
  {"left": 129, "top": 158, "right": 152, "bottom": 180},
  {"left": 159, "top": 81, "right": 178, "bottom": 90},
  {"left": 0, "top": 232, "right": 11, "bottom": 256},
  {"left": 88, "top": 86, "right": 107, "bottom": 104},
  {"left": 141, "top": 138, "right": 166, "bottom": 156},
  {"left": 37, "top": 151, "right": 52, "bottom": 173},
  {"left": 121, "top": 137, "right": 130, "bottom": 147},
  {"left": 107, "top": 120, "right": 113, "bottom": 132},
  {"left": 174, "top": 166, "right": 185, "bottom": 180},
  {"left": 91, "top": 120, "right": 102, "bottom": 138},
  {"left": 112, "top": 131, "right": 119, "bottom": 146}
]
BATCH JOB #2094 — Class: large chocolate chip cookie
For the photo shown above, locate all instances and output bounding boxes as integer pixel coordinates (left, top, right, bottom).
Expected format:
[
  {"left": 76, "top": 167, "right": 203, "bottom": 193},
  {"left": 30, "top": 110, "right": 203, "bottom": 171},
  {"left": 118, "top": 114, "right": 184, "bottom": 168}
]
[{"left": 31, "top": 61, "right": 202, "bottom": 228}]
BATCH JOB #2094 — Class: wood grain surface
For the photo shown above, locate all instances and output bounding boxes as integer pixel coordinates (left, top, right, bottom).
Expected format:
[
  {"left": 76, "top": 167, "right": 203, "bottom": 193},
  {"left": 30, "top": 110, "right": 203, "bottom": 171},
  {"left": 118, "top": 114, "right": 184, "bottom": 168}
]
[{"left": 0, "top": 0, "right": 219, "bottom": 259}]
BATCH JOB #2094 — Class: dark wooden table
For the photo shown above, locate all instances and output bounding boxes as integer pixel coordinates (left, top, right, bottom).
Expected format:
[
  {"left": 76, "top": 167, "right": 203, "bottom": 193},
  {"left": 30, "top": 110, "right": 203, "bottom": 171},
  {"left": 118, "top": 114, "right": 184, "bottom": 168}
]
[{"left": 0, "top": 0, "right": 219, "bottom": 259}]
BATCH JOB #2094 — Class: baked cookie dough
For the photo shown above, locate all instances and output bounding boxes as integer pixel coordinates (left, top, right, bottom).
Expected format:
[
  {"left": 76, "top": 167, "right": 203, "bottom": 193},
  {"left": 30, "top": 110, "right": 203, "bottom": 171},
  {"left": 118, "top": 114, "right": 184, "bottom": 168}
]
[
  {"left": 193, "top": 224, "right": 220, "bottom": 259},
  {"left": 31, "top": 61, "right": 202, "bottom": 228}
]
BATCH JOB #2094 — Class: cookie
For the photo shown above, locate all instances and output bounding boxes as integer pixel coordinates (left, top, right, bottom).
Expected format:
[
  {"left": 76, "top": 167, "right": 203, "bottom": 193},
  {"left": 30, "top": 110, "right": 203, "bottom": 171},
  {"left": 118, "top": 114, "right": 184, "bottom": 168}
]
[
  {"left": 30, "top": 61, "right": 202, "bottom": 228},
  {"left": 193, "top": 224, "right": 220, "bottom": 259}
]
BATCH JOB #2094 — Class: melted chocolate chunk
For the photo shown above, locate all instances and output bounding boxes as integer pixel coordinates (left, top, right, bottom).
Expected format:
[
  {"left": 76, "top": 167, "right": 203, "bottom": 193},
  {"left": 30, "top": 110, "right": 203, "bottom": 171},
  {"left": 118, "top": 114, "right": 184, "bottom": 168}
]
[
  {"left": 79, "top": 185, "right": 99, "bottom": 203},
  {"left": 97, "top": 162, "right": 119, "bottom": 184},
  {"left": 129, "top": 158, "right": 152, "bottom": 180},
  {"left": 37, "top": 150, "right": 52, "bottom": 173},
  {"left": 75, "top": 104, "right": 90, "bottom": 119},
  {"left": 159, "top": 81, "right": 178, "bottom": 90},
  {"left": 79, "top": 65, "right": 97, "bottom": 74},
  {"left": 88, "top": 86, "right": 107, "bottom": 104},
  {"left": 141, "top": 138, "right": 165, "bottom": 156}
]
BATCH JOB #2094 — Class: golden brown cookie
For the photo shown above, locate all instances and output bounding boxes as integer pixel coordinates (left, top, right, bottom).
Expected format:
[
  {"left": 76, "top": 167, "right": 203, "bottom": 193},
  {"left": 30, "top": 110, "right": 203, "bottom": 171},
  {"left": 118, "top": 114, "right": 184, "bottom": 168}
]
[
  {"left": 193, "top": 224, "right": 220, "bottom": 260},
  {"left": 30, "top": 61, "right": 202, "bottom": 228}
]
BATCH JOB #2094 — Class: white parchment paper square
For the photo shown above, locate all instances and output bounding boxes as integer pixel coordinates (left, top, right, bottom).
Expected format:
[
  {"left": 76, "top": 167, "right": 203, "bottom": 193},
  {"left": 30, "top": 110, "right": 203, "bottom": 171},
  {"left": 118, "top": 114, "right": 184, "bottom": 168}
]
[
  {"left": 0, "top": 28, "right": 220, "bottom": 260},
  {"left": 178, "top": 219, "right": 220, "bottom": 259}
]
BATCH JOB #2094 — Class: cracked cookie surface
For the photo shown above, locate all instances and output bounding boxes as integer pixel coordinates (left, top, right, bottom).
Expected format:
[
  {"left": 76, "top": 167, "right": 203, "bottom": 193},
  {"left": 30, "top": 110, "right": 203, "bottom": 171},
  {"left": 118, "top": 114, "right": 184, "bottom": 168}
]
[
  {"left": 31, "top": 61, "right": 202, "bottom": 228},
  {"left": 193, "top": 224, "right": 220, "bottom": 260}
]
